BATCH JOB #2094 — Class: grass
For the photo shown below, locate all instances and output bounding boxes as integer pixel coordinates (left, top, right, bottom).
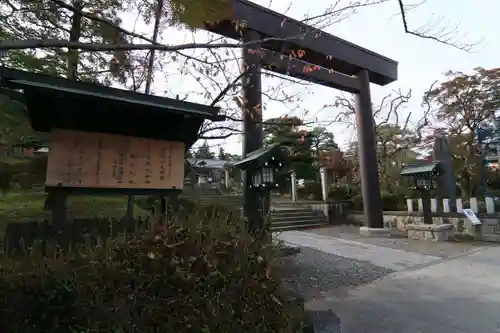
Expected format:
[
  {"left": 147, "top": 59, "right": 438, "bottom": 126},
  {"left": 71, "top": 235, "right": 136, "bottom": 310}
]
[{"left": 0, "top": 191, "right": 149, "bottom": 235}]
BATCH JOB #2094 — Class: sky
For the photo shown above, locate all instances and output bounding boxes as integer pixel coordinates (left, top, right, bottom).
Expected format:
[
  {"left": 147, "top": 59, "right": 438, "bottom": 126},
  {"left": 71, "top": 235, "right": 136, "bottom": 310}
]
[{"left": 127, "top": 0, "right": 499, "bottom": 155}]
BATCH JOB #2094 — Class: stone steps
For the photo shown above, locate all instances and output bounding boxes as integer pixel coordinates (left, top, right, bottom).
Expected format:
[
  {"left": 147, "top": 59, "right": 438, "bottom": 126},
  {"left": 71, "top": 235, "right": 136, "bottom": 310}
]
[
  {"left": 179, "top": 194, "right": 328, "bottom": 232},
  {"left": 181, "top": 194, "right": 243, "bottom": 206},
  {"left": 270, "top": 208, "right": 328, "bottom": 232}
]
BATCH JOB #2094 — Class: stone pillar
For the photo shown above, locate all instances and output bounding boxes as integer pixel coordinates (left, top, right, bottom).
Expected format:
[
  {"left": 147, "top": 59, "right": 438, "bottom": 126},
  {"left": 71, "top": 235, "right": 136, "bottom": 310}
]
[
  {"left": 224, "top": 168, "right": 230, "bottom": 188},
  {"left": 406, "top": 198, "right": 414, "bottom": 212},
  {"left": 290, "top": 170, "right": 297, "bottom": 202},
  {"left": 417, "top": 198, "right": 424, "bottom": 211},
  {"left": 443, "top": 199, "right": 450, "bottom": 213},
  {"left": 470, "top": 197, "right": 479, "bottom": 213},
  {"left": 430, "top": 198, "right": 438, "bottom": 212},
  {"left": 485, "top": 197, "right": 495, "bottom": 214},
  {"left": 319, "top": 167, "right": 328, "bottom": 201}
]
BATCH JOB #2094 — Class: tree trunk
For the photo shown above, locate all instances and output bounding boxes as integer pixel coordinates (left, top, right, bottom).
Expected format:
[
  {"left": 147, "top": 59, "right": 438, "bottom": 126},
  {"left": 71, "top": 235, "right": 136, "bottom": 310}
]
[
  {"left": 127, "top": 0, "right": 165, "bottom": 223},
  {"left": 45, "top": 0, "right": 83, "bottom": 229},
  {"left": 67, "top": 1, "right": 83, "bottom": 79}
]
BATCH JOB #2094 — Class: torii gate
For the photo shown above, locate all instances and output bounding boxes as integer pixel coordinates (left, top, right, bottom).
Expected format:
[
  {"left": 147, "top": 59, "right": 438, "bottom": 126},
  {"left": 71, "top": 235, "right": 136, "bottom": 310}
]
[{"left": 203, "top": 0, "right": 398, "bottom": 234}]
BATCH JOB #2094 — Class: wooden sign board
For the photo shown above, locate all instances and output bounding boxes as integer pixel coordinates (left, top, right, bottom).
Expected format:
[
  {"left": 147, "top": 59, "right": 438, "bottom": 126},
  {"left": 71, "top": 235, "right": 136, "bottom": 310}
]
[{"left": 46, "top": 129, "right": 185, "bottom": 190}]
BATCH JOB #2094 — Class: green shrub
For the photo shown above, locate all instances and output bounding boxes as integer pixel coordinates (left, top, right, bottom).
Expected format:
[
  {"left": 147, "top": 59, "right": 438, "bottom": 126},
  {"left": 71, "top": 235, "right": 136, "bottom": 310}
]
[
  {"left": 350, "top": 192, "right": 404, "bottom": 211},
  {"left": 0, "top": 162, "right": 13, "bottom": 194},
  {"left": 197, "top": 202, "right": 240, "bottom": 219},
  {"left": 327, "top": 185, "right": 358, "bottom": 200},
  {"left": 135, "top": 196, "right": 199, "bottom": 214},
  {"left": 297, "top": 181, "right": 322, "bottom": 200},
  {"left": 380, "top": 192, "right": 401, "bottom": 211},
  {"left": 351, "top": 194, "right": 363, "bottom": 210},
  {"left": 0, "top": 211, "right": 306, "bottom": 333}
]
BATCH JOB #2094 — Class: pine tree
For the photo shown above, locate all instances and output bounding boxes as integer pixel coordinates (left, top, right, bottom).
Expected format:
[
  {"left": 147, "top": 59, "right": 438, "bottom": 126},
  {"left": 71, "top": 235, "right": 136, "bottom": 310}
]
[
  {"left": 218, "top": 147, "right": 226, "bottom": 160},
  {"left": 0, "top": 0, "right": 134, "bottom": 83}
]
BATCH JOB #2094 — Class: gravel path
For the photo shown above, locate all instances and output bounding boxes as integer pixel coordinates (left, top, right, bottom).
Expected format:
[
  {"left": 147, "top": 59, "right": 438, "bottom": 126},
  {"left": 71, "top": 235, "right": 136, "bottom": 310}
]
[{"left": 280, "top": 246, "right": 394, "bottom": 301}]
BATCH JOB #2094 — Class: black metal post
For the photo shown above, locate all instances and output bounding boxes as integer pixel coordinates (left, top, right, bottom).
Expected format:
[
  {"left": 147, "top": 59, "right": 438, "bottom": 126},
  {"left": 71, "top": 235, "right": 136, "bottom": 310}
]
[
  {"left": 354, "top": 70, "right": 383, "bottom": 228},
  {"left": 420, "top": 189, "right": 433, "bottom": 224},
  {"left": 241, "top": 29, "right": 266, "bottom": 233}
]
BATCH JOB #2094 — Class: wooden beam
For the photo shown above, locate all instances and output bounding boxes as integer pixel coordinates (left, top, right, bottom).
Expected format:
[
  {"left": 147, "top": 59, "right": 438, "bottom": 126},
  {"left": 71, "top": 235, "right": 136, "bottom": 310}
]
[{"left": 257, "top": 49, "right": 360, "bottom": 93}]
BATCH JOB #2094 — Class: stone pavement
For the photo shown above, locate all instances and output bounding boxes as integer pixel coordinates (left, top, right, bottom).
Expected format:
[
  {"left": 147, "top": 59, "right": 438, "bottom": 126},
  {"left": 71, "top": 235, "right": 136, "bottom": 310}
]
[
  {"left": 277, "top": 230, "right": 500, "bottom": 333},
  {"left": 309, "top": 224, "right": 495, "bottom": 258}
]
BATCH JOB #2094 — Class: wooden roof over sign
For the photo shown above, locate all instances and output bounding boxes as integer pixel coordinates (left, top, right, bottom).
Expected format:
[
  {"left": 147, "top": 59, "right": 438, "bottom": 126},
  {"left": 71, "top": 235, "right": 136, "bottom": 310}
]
[{"left": 0, "top": 66, "right": 220, "bottom": 147}]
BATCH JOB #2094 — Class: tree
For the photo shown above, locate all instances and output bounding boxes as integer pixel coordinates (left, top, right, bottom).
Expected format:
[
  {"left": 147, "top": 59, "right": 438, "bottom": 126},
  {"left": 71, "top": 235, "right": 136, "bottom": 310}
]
[
  {"left": 309, "top": 127, "right": 338, "bottom": 153},
  {"left": 0, "top": 0, "right": 151, "bottom": 155},
  {"left": 194, "top": 140, "right": 215, "bottom": 159},
  {"left": 263, "top": 116, "right": 316, "bottom": 183},
  {"left": 304, "top": 126, "right": 338, "bottom": 182},
  {"left": 217, "top": 147, "right": 226, "bottom": 160},
  {"left": 0, "top": 0, "right": 135, "bottom": 83},
  {"left": 0, "top": 0, "right": 480, "bottom": 149},
  {"left": 376, "top": 124, "right": 419, "bottom": 192},
  {"left": 333, "top": 89, "right": 425, "bottom": 194},
  {"left": 0, "top": 0, "right": 482, "bottom": 198},
  {"left": 428, "top": 68, "right": 500, "bottom": 135},
  {"left": 0, "top": 0, "right": 478, "bottom": 53},
  {"left": 425, "top": 68, "right": 500, "bottom": 196},
  {"left": 0, "top": 0, "right": 152, "bottom": 211},
  {"left": 0, "top": 94, "right": 44, "bottom": 148}
]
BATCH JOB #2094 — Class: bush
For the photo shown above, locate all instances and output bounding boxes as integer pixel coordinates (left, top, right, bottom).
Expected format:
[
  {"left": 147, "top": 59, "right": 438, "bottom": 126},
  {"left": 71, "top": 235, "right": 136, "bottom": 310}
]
[
  {"left": 351, "top": 194, "right": 363, "bottom": 210},
  {"left": 380, "top": 192, "right": 401, "bottom": 211},
  {"left": 297, "top": 181, "right": 322, "bottom": 200},
  {"left": 0, "top": 210, "right": 306, "bottom": 333},
  {"left": 350, "top": 192, "right": 404, "bottom": 211},
  {"left": 0, "top": 162, "right": 13, "bottom": 194},
  {"left": 327, "top": 185, "right": 358, "bottom": 200},
  {"left": 135, "top": 196, "right": 199, "bottom": 214}
]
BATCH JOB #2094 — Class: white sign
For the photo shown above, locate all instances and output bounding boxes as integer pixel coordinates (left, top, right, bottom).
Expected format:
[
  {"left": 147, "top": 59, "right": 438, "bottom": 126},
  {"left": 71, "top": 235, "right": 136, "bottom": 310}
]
[{"left": 463, "top": 209, "right": 482, "bottom": 225}]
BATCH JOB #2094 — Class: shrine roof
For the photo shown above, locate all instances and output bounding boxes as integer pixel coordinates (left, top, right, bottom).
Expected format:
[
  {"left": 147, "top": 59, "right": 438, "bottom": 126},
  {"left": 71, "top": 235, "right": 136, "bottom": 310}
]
[
  {"left": 0, "top": 66, "right": 220, "bottom": 146},
  {"left": 233, "top": 143, "right": 284, "bottom": 169},
  {"left": 400, "top": 161, "right": 443, "bottom": 177},
  {"left": 187, "top": 158, "right": 232, "bottom": 169}
]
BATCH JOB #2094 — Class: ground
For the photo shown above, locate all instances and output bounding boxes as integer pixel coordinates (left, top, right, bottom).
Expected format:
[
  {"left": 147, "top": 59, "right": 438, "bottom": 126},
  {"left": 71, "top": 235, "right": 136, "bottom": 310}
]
[{"left": 278, "top": 226, "right": 500, "bottom": 333}]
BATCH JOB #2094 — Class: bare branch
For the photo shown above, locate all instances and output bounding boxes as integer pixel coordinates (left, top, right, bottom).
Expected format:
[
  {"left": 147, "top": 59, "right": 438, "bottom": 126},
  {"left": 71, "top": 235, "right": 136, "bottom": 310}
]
[
  {"left": 0, "top": 38, "right": 242, "bottom": 52},
  {"left": 210, "top": 70, "right": 249, "bottom": 106},
  {"left": 396, "top": 0, "right": 482, "bottom": 52}
]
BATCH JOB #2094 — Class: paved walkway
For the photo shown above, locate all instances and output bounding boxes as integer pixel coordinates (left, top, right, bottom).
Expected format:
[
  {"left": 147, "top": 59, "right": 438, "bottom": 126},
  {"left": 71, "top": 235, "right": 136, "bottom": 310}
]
[{"left": 277, "top": 230, "right": 500, "bottom": 333}]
